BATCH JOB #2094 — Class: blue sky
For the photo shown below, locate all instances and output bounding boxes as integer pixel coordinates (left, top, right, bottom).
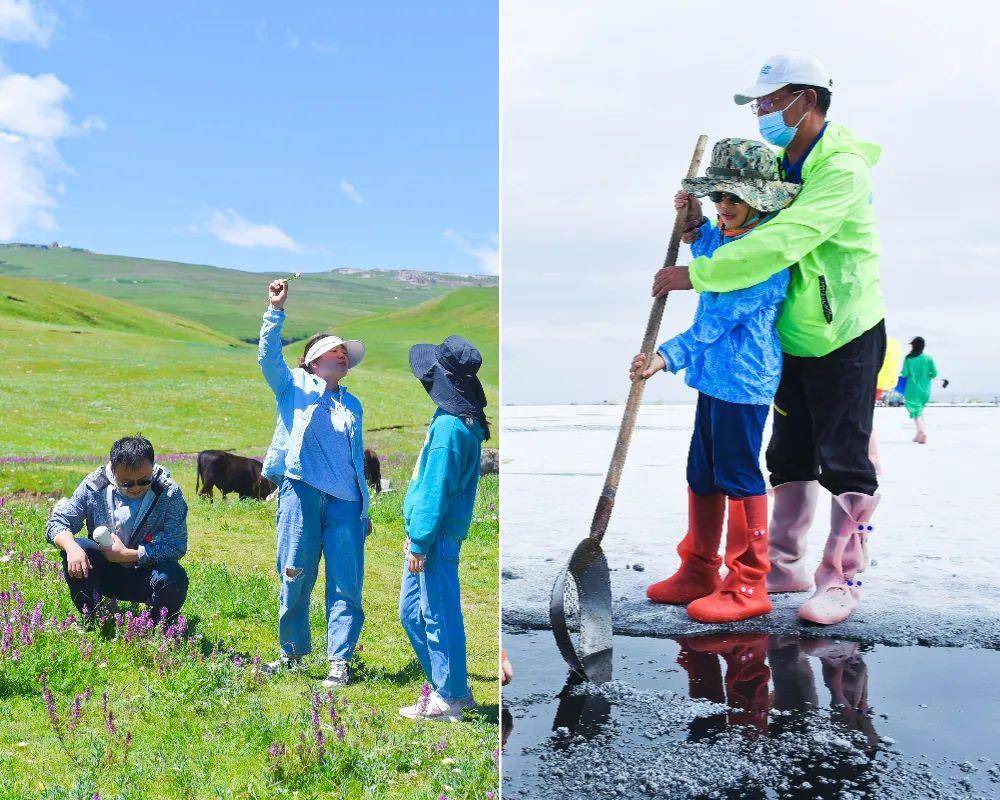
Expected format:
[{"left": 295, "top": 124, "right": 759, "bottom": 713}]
[{"left": 0, "top": 1, "right": 497, "bottom": 274}]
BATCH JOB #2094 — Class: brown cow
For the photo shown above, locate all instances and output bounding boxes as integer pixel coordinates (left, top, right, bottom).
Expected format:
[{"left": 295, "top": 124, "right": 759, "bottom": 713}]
[{"left": 196, "top": 450, "right": 275, "bottom": 501}]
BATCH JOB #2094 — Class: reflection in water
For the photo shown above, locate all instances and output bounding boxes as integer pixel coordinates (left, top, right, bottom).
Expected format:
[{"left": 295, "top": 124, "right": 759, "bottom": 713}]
[
  {"left": 546, "top": 634, "right": 877, "bottom": 746},
  {"left": 503, "top": 631, "right": 1000, "bottom": 799},
  {"left": 551, "top": 671, "right": 612, "bottom": 743}
]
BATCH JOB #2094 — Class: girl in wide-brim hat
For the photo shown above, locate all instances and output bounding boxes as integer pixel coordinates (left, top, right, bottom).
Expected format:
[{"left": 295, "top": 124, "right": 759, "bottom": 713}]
[{"left": 630, "top": 137, "right": 797, "bottom": 626}]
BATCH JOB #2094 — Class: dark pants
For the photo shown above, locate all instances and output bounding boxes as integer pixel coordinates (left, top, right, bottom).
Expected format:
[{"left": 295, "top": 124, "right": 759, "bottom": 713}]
[
  {"left": 61, "top": 537, "right": 189, "bottom": 619},
  {"left": 687, "top": 392, "right": 770, "bottom": 498},
  {"left": 767, "top": 320, "right": 886, "bottom": 496}
]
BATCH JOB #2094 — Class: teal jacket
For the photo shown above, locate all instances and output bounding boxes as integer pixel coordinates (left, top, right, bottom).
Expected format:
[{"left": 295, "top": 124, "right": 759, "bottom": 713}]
[{"left": 404, "top": 410, "right": 486, "bottom": 555}]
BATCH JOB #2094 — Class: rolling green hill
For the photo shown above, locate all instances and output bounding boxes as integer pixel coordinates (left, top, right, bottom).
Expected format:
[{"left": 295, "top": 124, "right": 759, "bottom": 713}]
[
  {"left": 0, "top": 284, "right": 498, "bottom": 457},
  {"left": 0, "top": 244, "right": 496, "bottom": 343},
  {"left": 337, "top": 286, "right": 499, "bottom": 385},
  {"left": 0, "top": 276, "right": 237, "bottom": 346}
]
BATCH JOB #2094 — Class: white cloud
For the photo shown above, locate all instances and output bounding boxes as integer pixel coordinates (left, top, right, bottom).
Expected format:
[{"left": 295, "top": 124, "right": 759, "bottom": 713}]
[
  {"left": 339, "top": 179, "right": 363, "bottom": 204},
  {"left": 502, "top": 0, "right": 1000, "bottom": 402},
  {"left": 0, "top": 3, "right": 102, "bottom": 240},
  {"left": 253, "top": 20, "right": 267, "bottom": 44},
  {"left": 310, "top": 41, "right": 338, "bottom": 56},
  {"left": 195, "top": 208, "right": 307, "bottom": 253},
  {"left": 963, "top": 245, "right": 1000, "bottom": 260},
  {"left": 0, "top": 0, "right": 55, "bottom": 46},
  {"left": 285, "top": 30, "right": 300, "bottom": 50},
  {"left": 0, "top": 71, "right": 72, "bottom": 139},
  {"left": 443, "top": 228, "right": 499, "bottom": 275}
]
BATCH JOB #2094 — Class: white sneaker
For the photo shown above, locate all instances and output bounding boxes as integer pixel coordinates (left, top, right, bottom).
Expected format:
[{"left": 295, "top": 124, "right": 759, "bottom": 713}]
[
  {"left": 399, "top": 690, "right": 476, "bottom": 722},
  {"left": 321, "top": 658, "right": 351, "bottom": 689},
  {"left": 261, "top": 654, "right": 303, "bottom": 676}
]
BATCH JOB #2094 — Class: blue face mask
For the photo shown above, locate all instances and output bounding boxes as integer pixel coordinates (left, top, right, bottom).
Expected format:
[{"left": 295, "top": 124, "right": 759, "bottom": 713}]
[{"left": 757, "top": 92, "right": 806, "bottom": 148}]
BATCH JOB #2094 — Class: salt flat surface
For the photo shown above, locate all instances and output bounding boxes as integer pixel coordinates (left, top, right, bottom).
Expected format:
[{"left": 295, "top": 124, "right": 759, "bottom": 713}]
[{"left": 501, "top": 404, "right": 1000, "bottom": 647}]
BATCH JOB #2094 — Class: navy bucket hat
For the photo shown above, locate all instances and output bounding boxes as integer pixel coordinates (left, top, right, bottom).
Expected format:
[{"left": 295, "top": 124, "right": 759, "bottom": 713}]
[{"left": 409, "top": 335, "right": 490, "bottom": 437}]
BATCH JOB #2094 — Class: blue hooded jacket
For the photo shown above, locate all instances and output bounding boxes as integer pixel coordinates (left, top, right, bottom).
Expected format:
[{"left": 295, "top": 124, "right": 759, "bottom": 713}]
[
  {"left": 403, "top": 410, "right": 485, "bottom": 555},
  {"left": 657, "top": 219, "right": 788, "bottom": 406}
]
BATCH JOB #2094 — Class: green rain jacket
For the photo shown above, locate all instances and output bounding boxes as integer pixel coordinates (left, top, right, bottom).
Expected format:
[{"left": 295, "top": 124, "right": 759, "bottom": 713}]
[{"left": 689, "top": 123, "right": 886, "bottom": 358}]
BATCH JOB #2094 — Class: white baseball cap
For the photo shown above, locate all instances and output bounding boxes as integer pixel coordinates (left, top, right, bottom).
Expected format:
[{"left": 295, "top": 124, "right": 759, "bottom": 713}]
[
  {"left": 734, "top": 52, "right": 833, "bottom": 105},
  {"left": 304, "top": 335, "right": 365, "bottom": 368}
]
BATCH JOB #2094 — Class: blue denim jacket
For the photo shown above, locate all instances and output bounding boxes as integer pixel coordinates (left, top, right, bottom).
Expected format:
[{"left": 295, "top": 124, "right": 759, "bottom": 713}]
[
  {"left": 45, "top": 465, "right": 188, "bottom": 566},
  {"left": 258, "top": 308, "right": 371, "bottom": 520},
  {"left": 658, "top": 220, "right": 789, "bottom": 406}
]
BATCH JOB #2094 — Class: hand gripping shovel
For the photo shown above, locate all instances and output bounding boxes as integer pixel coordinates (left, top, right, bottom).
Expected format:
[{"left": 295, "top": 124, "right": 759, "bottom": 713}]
[{"left": 550, "top": 135, "right": 709, "bottom": 681}]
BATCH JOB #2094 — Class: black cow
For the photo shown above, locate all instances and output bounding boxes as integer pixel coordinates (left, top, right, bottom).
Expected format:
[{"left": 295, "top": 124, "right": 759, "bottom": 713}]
[
  {"left": 365, "top": 448, "right": 382, "bottom": 494},
  {"left": 196, "top": 450, "right": 275, "bottom": 501}
]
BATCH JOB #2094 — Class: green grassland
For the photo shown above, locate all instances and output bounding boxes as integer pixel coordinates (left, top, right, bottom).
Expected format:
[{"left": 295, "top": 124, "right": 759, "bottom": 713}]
[
  {"left": 0, "top": 259, "right": 499, "bottom": 799},
  {"left": 0, "top": 244, "right": 496, "bottom": 343}
]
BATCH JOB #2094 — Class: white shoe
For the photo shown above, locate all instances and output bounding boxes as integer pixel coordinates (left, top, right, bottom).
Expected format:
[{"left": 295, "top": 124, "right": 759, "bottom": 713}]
[
  {"left": 399, "top": 690, "right": 476, "bottom": 722},
  {"left": 321, "top": 658, "right": 351, "bottom": 689},
  {"left": 261, "top": 654, "right": 303, "bottom": 676}
]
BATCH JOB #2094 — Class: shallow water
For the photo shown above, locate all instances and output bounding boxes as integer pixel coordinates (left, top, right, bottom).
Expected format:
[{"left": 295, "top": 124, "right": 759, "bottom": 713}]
[
  {"left": 501, "top": 404, "right": 1000, "bottom": 649},
  {"left": 502, "top": 630, "right": 1000, "bottom": 799}
]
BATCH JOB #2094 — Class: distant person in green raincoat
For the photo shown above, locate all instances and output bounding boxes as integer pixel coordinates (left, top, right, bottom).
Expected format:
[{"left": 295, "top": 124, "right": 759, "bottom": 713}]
[{"left": 900, "top": 336, "right": 939, "bottom": 444}]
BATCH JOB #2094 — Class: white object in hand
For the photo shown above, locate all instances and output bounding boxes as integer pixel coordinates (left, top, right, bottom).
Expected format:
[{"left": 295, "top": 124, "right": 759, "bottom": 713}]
[{"left": 92, "top": 525, "right": 112, "bottom": 547}]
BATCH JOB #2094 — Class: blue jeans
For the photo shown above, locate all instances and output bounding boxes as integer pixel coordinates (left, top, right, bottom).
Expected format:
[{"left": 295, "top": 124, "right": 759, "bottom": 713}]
[
  {"left": 688, "top": 392, "right": 769, "bottom": 498},
  {"left": 61, "top": 537, "right": 188, "bottom": 619},
  {"left": 399, "top": 535, "right": 469, "bottom": 701},
  {"left": 276, "top": 478, "right": 365, "bottom": 660}
]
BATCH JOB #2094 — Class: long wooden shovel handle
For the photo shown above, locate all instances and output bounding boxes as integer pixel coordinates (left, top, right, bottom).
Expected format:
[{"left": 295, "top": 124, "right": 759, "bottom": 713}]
[{"left": 589, "top": 134, "right": 709, "bottom": 542}]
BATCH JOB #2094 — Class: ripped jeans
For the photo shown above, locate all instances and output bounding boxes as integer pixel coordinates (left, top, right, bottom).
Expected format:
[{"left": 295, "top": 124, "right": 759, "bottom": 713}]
[{"left": 276, "top": 477, "right": 365, "bottom": 661}]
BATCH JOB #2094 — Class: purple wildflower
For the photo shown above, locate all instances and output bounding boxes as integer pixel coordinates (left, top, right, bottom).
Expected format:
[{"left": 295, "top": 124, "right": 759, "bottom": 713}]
[
  {"left": 417, "top": 682, "right": 431, "bottom": 714},
  {"left": 336, "top": 725, "right": 346, "bottom": 741},
  {"left": 40, "top": 675, "right": 60, "bottom": 733},
  {"left": 267, "top": 741, "right": 285, "bottom": 764},
  {"left": 68, "top": 694, "right": 84, "bottom": 731}
]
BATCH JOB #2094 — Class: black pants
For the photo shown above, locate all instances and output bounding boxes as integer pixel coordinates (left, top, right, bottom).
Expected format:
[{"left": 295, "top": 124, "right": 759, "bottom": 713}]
[
  {"left": 62, "top": 537, "right": 189, "bottom": 619},
  {"left": 766, "top": 320, "right": 886, "bottom": 496}
]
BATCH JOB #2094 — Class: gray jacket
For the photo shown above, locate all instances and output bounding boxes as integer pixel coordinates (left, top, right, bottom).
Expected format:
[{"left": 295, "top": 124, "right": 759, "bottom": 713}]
[{"left": 45, "top": 465, "right": 188, "bottom": 566}]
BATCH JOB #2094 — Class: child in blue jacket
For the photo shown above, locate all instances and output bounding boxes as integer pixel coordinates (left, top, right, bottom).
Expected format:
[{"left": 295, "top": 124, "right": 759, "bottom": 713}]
[
  {"left": 398, "top": 335, "right": 489, "bottom": 722},
  {"left": 630, "top": 138, "right": 799, "bottom": 624}
]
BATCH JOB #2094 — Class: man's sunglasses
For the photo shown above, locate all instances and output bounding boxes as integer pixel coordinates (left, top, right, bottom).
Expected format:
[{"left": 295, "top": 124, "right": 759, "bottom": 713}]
[
  {"left": 118, "top": 478, "right": 152, "bottom": 489},
  {"left": 708, "top": 191, "right": 745, "bottom": 205}
]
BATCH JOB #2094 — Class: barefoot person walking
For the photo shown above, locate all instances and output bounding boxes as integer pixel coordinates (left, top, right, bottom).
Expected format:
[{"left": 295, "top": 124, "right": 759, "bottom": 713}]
[
  {"left": 653, "top": 52, "right": 887, "bottom": 626},
  {"left": 258, "top": 278, "right": 371, "bottom": 688}
]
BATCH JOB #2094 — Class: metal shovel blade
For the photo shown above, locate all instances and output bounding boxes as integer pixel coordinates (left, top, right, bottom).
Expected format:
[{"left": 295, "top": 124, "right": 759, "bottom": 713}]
[{"left": 549, "top": 536, "right": 613, "bottom": 682}]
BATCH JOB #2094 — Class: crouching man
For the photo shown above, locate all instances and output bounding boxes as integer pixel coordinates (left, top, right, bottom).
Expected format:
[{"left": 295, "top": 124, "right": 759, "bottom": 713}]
[{"left": 45, "top": 435, "right": 189, "bottom": 621}]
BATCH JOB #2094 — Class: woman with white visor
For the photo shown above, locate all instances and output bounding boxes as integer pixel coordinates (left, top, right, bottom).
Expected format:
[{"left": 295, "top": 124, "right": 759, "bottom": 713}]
[{"left": 257, "top": 277, "right": 371, "bottom": 689}]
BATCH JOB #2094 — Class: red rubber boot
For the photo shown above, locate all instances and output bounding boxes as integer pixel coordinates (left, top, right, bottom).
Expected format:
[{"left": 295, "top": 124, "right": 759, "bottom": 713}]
[
  {"left": 646, "top": 489, "right": 725, "bottom": 605},
  {"left": 687, "top": 495, "right": 772, "bottom": 623}
]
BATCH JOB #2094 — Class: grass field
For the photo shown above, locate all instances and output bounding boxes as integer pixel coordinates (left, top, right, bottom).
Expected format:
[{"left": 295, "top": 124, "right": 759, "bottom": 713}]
[
  {"left": 0, "top": 263, "right": 499, "bottom": 799},
  {"left": 0, "top": 244, "right": 496, "bottom": 343}
]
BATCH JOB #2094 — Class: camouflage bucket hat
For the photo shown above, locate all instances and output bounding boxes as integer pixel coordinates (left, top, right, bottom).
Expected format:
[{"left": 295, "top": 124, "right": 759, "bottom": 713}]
[{"left": 681, "top": 137, "right": 800, "bottom": 212}]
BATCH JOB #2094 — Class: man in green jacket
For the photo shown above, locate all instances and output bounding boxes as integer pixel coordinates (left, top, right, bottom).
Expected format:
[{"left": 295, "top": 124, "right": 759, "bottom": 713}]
[{"left": 653, "top": 53, "right": 886, "bottom": 626}]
